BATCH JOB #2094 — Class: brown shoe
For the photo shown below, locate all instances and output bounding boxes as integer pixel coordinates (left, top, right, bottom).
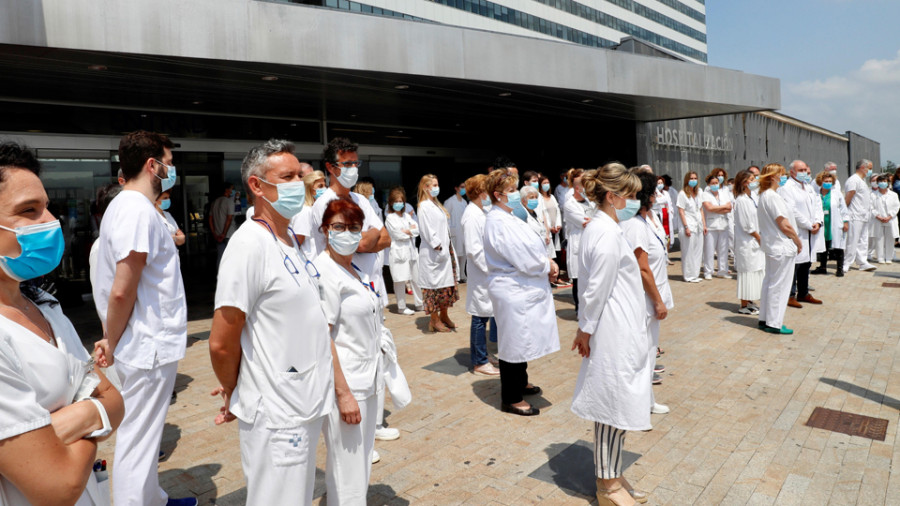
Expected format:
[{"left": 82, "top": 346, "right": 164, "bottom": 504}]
[
  {"left": 787, "top": 297, "right": 803, "bottom": 308},
  {"left": 800, "top": 294, "right": 822, "bottom": 304}
]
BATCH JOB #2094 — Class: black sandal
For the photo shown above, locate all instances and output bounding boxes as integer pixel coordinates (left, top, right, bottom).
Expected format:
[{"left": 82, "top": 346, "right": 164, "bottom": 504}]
[
  {"left": 522, "top": 385, "right": 542, "bottom": 396},
  {"left": 501, "top": 403, "right": 540, "bottom": 416}
]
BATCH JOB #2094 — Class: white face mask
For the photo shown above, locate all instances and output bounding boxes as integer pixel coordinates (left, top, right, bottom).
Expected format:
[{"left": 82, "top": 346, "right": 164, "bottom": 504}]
[
  {"left": 336, "top": 166, "right": 359, "bottom": 189},
  {"left": 328, "top": 229, "right": 361, "bottom": 256}
]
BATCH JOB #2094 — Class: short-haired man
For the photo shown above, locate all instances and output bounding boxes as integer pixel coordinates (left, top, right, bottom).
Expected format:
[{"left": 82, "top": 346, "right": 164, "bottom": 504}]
[
  {"left": 843, "top": 159, "right": 877, "bottom": 271},
  {"left": 778, "top": 160, "right": 824, "bottom": 308},
  {"left": 93, "top": 131, "right": 196, "bottom": 506},
  {"left": 210, "top": 182, "right": 236, "bottom": 268},
  {"left": 299, "top": 161, "right": 314, "bottom": 177}
]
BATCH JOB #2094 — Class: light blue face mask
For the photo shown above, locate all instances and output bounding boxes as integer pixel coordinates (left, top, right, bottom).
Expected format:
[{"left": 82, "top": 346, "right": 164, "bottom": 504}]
[
  {"left": 779, "top": 175, "right": 788, "bottom": 186},
  {"left": 717, "top": 176, "right": 725, "bottom": 183},
  {"left": 430, "top": 187, "right": 440, "bottom": 198},
  {"left": 160, "top": 198, "right": 171, "bottom": 211},
  {"left": 315, "top": 187, "right": 326, "bottom": 199},
  {"left": 878, "top": 182, "right": 888, "bottom": 189},
  {"left": 259, "top": 178, "right": 305, "bottom": 218},
  {"left": 481, "top": 197, "right": 492, "bottom": 209},
  {"left": 798, "top": 173, "right": 810, "bottom": 183},
  {"left": 867, "top": 169, "right": 873, "bottom": 179},
  {"left": 530, "top": 182, "right": 539, "bottom": 189},
  {"left": 749, "top": 181, "right": 760, "bottom": 190},
  {"left": 506, "top": 191, "right": 521, "bottom": 206},
  {"left": 542, "top": 183, "right": 551, "bottom": 192},
  {"left": 154, "top": 160, "right": 177, "bottom": 192},
  {"left": 822, "top": 182, "right": 833, "bottom": 190},
  {"left": 657, "top": 183, "right": 664, "bottom": 191},
  {"left": 0, "top": 221, "right": 65, "bottom": 281},
  {"left": 459, "top": 188, "right": 466, "bottom": 196},
  {"left": 709, "top": 184, "right": 720, "bottom": 192},
  {"left": 614, "top": 196, "right": 641, "bottom": 222},
  {"left": 526, "top": 198, "right": 539, "bottom": 210},
  {"left": 392, "top": 202, "right": 405, "bottom": 212},
  {"left": 688, "top": 180, "right": 698, "bottom": 188}
]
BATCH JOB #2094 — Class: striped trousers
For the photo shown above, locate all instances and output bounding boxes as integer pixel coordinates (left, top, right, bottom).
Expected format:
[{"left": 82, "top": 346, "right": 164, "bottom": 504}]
[{"left": 594, "top": 422, "right": 626, "bottom": 479}]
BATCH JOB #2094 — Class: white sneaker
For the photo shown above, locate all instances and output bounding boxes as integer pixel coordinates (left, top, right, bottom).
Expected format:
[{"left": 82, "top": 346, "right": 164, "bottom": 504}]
[
  {"left": 651, "top": 402, "right": 670, "bottom": 414},
  {"left": 371, "top": 450, "right": 381, "bottom": 464},
  {"left": 717, "top": 274, "right": 733, "bottom": 279},
  {"left": 703, "top": 274, "right": 712, "bottom": 280},
  {"left": 687, "top": 277, "right": 701, "bottom": 283},
  {"left": 414, "top": 305, "right": 424, "bottom": 312},
  {"left": 861, "top": 263, "right": 878, "bottom": 271},
  {"left": 400, "top": 308, "right": 415, "bottom": 315},
  {"left": 375, "top": 426, "right": 400, "bottom": 441},
  {"left": 473, "top": 362, "right": 501, "bottom": 376}
]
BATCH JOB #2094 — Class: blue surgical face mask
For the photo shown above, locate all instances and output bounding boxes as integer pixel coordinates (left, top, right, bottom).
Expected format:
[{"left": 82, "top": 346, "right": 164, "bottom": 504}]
[
  {"left": 822, "top": 182, "right": 833, "bottom": 190},
  {"left": 657, "top": 183, "right": 664, "bottom": 191},
  {"left": 717, "top": 176, "right": 725, "bottom": 184},
  {"left": 779, "top": 175, "right": 788, "bottom": 186},
  {"left": 392, "top": 202, "right": 405, "bottom": 212},
  {"left": 315, "top": 187, "right": 326, "bottom": 199},
  {"left": 481, "top": 197, "right": 492, "bottom": 209},
  {"left": 688, "top": 180, "right": 698, "bottom": 188},
  {"left": 541, "top": 183, "right": 551, "bottom": 192},
  {"left": 505, "top": 191, "right": 521, "bottom": 206},
  {"left": 259, "top": 178, "right": 305, "bottom": 219},
  {"left": 328, "top": 229, "right": 361, "bottom": 256},
  {"left": 878, "top": 182, "right": 888, "bottom": 189},
  {"left": 530, "top": 182, "right": 539, "bottom": 189},
  {"left": 749, "top": 181, "right": 760, "bottom": 190},
  {"left": 368, "top": 194, "right": 375, "bottom": 202},
  {"left": 526, "top": 198, "right": 539, "bottom": 210},
  {"left": 430, "top": 187, "right": 440, "bottom": 198},
  {"left": 459, "top": 188, "right": 466, "bottom": 196},
  {"left": 160, "top": 198, "right": 171, "bottom": 210},
  {"left": 709, "top": 184, "right": 720, "bottom": 192},
  {"left": 0, "top": 221, "right": 65, "bottom": 281},
  {"left": 798, "top": 173, "right": 810, "bottom": 183},
  {"left": 867, "top": 169, "right": 873, "bottom": 179},
  {"left": 154, "top": 160, "right": 177, "bottom": 192},
  {"left": 614, "top": 196, "right": 641, "bottom": 222}
]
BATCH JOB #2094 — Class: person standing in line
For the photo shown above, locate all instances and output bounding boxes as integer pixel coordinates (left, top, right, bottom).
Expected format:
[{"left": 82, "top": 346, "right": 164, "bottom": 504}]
[
  {"left": 417, "top": 174, "right": 459, "bottom": 333},
  {"left": 621, "top": 169, "right": 673, "bottom": 417},
  {"left": 872, "top": 175, "right": 900, "bottom": 263},
  {"left": 562, "top": 168, "right": 593, "bottom": 313},
  {"left": 732, "top": 170, "right": 765, "bottom": 314},
  {"left": 156, "top": 190, "right": 185, "bottom": 247},
  {"left": 484, "top": 169, "right": 560, "bottom": 416},
  {"left": 811, "top": 171, "right": 849, "bottom": 276},
  {"left": 209, "top": 140, "right": 334, "bottom": 505},
  {"left": 571, "top": 163, "right": 651, "bottom": 506},
  {"left": 209, "top": 182, "right": 236, "bottom": 269},
  {"left": 756, "top": 163, "right": 802, "bottom": 335},
  {"left": 539, "top": 174, "right": 563, "bottom": 263},
  {"left": 555, "top": 170, "right": 570, "bottom": 208},
  {"left": 811, "top": 162, "right": 842, "bottom": 194},
  {"left": 293, "top": 170, "right": 327, "bottom": 261},
  {"left": 521, "top": 185, "right": 552, "bottom": 247},
  {"left": 444, "top": 182, "right": 468, "bottom": 283},
  {"left": 779, "top": 160, "right": 824, "bottom": 309},
  {"left": 315, "top": 199, "right": 385, "bottom": 505},
  {"left": 677, "top": 171, "right": 705, "bottom": 283},
  {"left": 461, "top": 174, "right": 501, "bottom": 376},
  {"left": 843, "top": 159, "right": 877, "bottom": 272},
  {"left": 384, "top": 187, "right": 423, "bottom": 315},
  {"left": 700, "top": 173, "right": 732, "bottom": 279},
  {"left": 747, "top": 166, "right": 761, "bottom": 201},
  {"left": 93, "top": 131, "right": 197, "bottom": 506}
]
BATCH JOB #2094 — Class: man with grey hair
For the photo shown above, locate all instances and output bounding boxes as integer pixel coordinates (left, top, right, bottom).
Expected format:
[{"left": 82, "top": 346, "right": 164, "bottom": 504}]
[
  {"left": 778, "top": 160, "right": 824, "bottom": 307},
  {"left": 815, "top": 162, "right": 842, "bottom": 193},
  {"left": 843, "top": 159, "right": 877, "bottom": 271},
  {"left": 299, "top": 161, "right": 314, "bottom": 177}
]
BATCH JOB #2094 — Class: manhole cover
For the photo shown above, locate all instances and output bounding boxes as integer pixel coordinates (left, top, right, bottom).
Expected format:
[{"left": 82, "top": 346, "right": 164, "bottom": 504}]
[
  {"left": 883, "top": 282, "right": 900, "bottom": 288},
  {"left": 805, "top": 407, "right": 888, "bottom": 441}
]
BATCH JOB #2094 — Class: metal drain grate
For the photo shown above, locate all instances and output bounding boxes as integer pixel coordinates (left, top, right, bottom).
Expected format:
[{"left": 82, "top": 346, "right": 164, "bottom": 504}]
[
  {"left": 883, "top": 282, "right": 900, "bottom": 288},
  {"left": 805, "top": 407, "right": 888, "bottom": 441}
]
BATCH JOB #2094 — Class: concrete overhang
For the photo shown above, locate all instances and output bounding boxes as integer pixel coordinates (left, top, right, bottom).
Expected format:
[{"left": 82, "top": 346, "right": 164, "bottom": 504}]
[{"left": 0, "top": 0, "right": 779, "bottom": 134}]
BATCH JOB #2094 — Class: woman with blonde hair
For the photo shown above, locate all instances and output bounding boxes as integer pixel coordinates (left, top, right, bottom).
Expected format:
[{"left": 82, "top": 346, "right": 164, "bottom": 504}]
[
  {"left": 385, "top": 187, "right": 423, "bottom": 314},
  {"left": 417, "top": 174, "right": 459, "bottom": 332},
  {"left": 676, "top": 171, "right": 705, "bottom": 282},
  {"left": 290, "top": 170, "right": 327, "bottom": 260},
  {"left": 571, "top": 163, "right": 651, "bottom": 506},
  {"left": 757, "top": 163, "right": 802, "bottom": 335},
  {"left": 483, "top": 168, "right": 559, "bottom": 416}
]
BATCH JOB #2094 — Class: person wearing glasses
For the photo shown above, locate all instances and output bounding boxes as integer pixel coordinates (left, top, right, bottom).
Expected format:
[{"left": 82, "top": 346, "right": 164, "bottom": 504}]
[
  {"left": 417, "top": 174, "right": 460, "bottom": 333},
  {"left": 314, "top": 198, "right": 385, "bottom": 504},
  {"left": 483, "top": 168, "right": 560, "bottom": 416},
  {"left": 209, "top": 140, "right": 334, "bottom": 505}
]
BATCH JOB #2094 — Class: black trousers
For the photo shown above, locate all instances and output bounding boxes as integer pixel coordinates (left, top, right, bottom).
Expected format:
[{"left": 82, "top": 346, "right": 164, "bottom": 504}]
[
  {"left": 572, "top": 278, "right": 579, "bottom": 314},
  {"left": 790, "top": 262, "right": 811, "bottom": 299},
  {"left": 499, "top": 360, "right": 528, "bottom": 405}
]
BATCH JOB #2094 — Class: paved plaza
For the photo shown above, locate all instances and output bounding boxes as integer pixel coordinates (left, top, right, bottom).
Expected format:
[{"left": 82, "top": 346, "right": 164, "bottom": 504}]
[{"left": 89, "top": 256, "right": 900, "bottom": 505}]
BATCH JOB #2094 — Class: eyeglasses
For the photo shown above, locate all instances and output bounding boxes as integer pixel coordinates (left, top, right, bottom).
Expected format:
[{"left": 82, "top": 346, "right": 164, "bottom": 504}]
[
  {"left": 327, "top": 223, "right": 363, "bottom": 233},
  {"left": 332, "top": 160, "right": 363, "bottom": 169},
  {"left": 284, "top": 254, "right": 320, "bottom": 281}
]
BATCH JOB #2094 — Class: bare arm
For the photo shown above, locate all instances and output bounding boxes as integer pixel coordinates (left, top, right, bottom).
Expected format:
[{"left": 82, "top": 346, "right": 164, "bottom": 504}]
[
  {"left": 94, "top": 251, "right": 147, "bottom": 367},
  {"left": 775, "top": 216, "right": 802, "bottom": 252},
  {"left": 678, "top": 207, "right": 691, "bottom": 237},
  {"left": 634, "top": 248, "right": 667, "bottom": 320},
  {"left": 331, "top": 338, "right": 361, "bottom": 425},
  {"left": 209, "top": 306, "right": 245, "bottom": 425},
  {"left": 845, "top": 189, "right": 856, "bottom": 208},
  {"left": 50, "top": 366, "right": 124, "bottom": 444}
]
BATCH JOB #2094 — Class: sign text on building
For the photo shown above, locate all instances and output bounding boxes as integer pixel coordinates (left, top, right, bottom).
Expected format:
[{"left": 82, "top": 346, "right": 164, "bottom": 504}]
[{"left": 654, "top": 127, "right": 734, "bottom": 152}]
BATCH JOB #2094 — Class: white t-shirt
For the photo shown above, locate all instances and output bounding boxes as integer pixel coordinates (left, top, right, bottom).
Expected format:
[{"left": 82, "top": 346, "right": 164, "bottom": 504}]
[
  {"left": 93, "top": 190, "right": 186, "bottom": 369},
  {"left": 215, "top": 220, "right": 334, "bottom": 428},
  {"left": 211, "top": 195, "right": 237, "bottom": 239},
  {"left": 701, "top": 190, "right": 731, "bottom": 231},
  {"left": 620, "top": 215, "right": 674, "bottom": 314},
  {"left": 314, "top": 252, "right": 383, "bottom": 401},
  {"left": 757, "top": 189, "right": 798, "bottom": 258},
  {"left": 676, "top": 190, "right": 702, "bottom": 233},
  {"left": 0, "top": 295, "right": 105, "bottom": 505},
  {"left": 845, "top": 173, "right": 871, "bottom": 222},
  {"left": 291, "top": 207, "right": 318, "bottom": 261}
]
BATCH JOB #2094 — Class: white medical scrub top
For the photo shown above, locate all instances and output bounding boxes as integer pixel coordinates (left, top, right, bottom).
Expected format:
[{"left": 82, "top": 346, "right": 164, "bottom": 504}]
[
  {"left": 701, "top": 190, "right": 730, "bottom": 231},
  {"left": 733, "top": 194, "right": 765, "bottom": 273},
  {"left": 92, "top": 190, "right": 186, "bottom": 370},
  {"left": 757, "top": 189, "right": 798, "bottom": 258},
  {"left": 845, "top": 174, "right": 871, "bottom": 222},
  {"left": 676, "top": 190, "right": 702, "bottom": 234},
  {"left": 620, "top": 215, "right": 674, "bottom": 314},
  {"left": 215, "top": 220, "right": 334, "bottom": 428}
]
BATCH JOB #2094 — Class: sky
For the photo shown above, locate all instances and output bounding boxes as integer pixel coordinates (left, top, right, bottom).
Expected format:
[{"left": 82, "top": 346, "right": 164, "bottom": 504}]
[{"left": 706, "top": 0, "right": 900, "bottom": 168}]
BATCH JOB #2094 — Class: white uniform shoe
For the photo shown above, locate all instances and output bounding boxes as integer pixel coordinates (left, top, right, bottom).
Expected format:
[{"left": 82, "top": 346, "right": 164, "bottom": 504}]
[
  {"left": 400, "top": 308, "right": 415, "bottom": 315},
  {"left": 371, "top": 450, "right": 381, "bottom": 464},
  {"left": 375, "top": 426, "right": 400, "bottom": 441},
  {"left": 651, "top": 403, "right": 670, "bottom": 414}
]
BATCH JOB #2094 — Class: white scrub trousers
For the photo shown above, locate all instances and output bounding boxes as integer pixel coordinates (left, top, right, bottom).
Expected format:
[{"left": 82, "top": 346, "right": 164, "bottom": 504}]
[
  {"left": 324, "top": 393, "right": 378, "bottom": 505},
  {"left": 113, "top": 360, "right": 178, "bottom": 506},
  {"left": 875, "top": 223, "right": 894, "bottom": 262},
  {"left": 758, "top": 253, "right": 795, "bottom": 329},
  {"left": 703, "top": 229, "right": 729, "bottom": 276},
  {"left": 843, "top": 220, "right": 870, "bottom": 269},
  {"left": 680, "top": 230, "right": 703, "bottom": 280},
  {"left": 239, "top": 410, "right": 325, "bottom": 504}
]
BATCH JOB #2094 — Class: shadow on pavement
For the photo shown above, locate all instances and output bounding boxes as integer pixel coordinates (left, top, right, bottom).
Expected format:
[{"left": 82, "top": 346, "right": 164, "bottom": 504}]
[
  {"left": 530, "top": 440, "right": 640, "bottom": 497},
  {"left": 556, "top": 308, "right": 577, "bottom": 321},
  {"left": 161, "top": 422, "right": 182, "bottom": 458},
  {"left": 723, "top": 315, "right": 760, "bottom": 329},
  {"left": 706, "top": 301, "right": 741, "bottom": 312},
  {"left": 421, "top": 347, "right": 469, "bottom": 376},
  {"left": 159, "top": 463, "right": 222, "bottom": 503},
  {"left": 470, "top": 379, "right": 552, "bottom": 411},
  {"left": 820, "top": 377, "right": 900, "bottom": 411}
]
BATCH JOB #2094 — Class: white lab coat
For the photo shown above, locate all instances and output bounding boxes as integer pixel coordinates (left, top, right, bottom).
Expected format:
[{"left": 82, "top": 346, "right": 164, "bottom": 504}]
[
  {"left": 820, "top": 189, "right": 849, "bottom": 249},
  {"left": 483, "top": 207, "right": 559, "bottom": 363},
  {"left": 666, "top": 186, "right": 681, "bottom": 232},
  {"left": 444, "top": 195, "right": 468, "bottom": 258},
  {"left": 571, "top": 212, "right": 651, "bottom": 431},
  {"left": 542, "top": 194, "right": 563, "bottom": 250},
  {"left": 778, "top": 178, "right": 824, "bottom": 264},
  {"left": 562, "top": 195, "right": 593, "bottom": 279},
  {"left": 417, "top": 200, "right": 456, "bottom": 289},
  {"left": 872, "top": 190, "right": 900, "bottom": 259},
  {"left": 733, "top": 194, "right": 765, "bottom": 273},
  {"left": 461, "top": 202, "right": 493, "bottom": 317},
  {"left": 384, "top": 212, "right": 419, "bottom": 282}
]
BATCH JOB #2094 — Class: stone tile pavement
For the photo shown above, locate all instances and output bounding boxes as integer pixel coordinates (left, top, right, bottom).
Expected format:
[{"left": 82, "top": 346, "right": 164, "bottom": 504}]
[{"left": 91, "top": 256, "right": 900, "bottom": 505}]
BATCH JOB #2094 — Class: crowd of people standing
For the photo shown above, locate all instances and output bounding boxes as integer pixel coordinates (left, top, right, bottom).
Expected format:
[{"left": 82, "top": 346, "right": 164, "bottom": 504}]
[{"left": 1, "top": 129, "right": 898, "bottom": 506}]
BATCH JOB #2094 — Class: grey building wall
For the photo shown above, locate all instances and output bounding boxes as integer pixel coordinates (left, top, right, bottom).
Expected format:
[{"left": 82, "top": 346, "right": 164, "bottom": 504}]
[
  {"left": 847, "top": 131, "right": 882, "bottom": 177},
  {"left": 635, "top": 112, "right": 875, "bottom": 187}
]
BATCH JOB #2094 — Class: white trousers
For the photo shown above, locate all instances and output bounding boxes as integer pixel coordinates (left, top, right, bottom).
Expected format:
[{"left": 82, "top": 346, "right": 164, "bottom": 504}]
[
  {"left": 239, "top": 410, "right": 325, "bottom": 505},
  {"left": 680, "top": 230, "right": 703, "bottom": 280},
  {"left": 703, "top": 229, "right": 729, "bottom": 276},
  {"left": 875, "top": 223, "right": 895, "bottom": 262},
  {"left": 843, "top": 220, "right": 870, "bottom": 269},
  {"left": 393, "top": 277, "right": 423, "bottom": 311},
  {"left": 457, "top": 255, "right": 467, "bottom": 281},
  {"left": 758, "top": 253, "right": 795, "bottom": 329},
  {"left": 324, "top": 393, "right": 378, "bottom": 506},
  {"left": 112, "top": 360, "right": 178, "bottom": 506},
  {"left": 648, "top": 316, "right": 660, "bottom": 407}
]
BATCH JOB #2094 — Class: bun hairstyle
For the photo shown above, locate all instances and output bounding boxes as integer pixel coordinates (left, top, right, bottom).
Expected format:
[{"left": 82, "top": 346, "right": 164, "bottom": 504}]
[
  {"left": 582, "top": 162, "right": 641, "bottom": 208},
  {"left": 758, "top": 163, "right": 786, "bottom": 190},
  {"left": 567, "top": 168, "right": 585, "bottom": 186}
]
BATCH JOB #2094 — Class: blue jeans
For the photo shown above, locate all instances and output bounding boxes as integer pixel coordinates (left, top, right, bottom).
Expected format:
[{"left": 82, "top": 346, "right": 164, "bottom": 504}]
[{"left": 470, "top": 316, "right": 497, "bottom": 367}]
